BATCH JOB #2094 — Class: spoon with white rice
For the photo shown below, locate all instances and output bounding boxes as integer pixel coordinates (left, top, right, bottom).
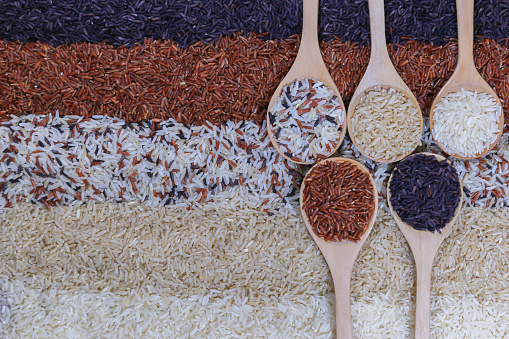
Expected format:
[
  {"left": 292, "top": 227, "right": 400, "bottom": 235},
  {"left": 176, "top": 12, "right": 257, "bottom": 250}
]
[{"left": 429, "top": 0, "right": 504, "bottom": 159}]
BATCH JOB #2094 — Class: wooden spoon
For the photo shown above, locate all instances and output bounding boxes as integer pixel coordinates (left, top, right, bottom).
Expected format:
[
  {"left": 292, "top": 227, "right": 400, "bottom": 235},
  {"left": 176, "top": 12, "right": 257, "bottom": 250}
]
[
  {"left": 300, "top": 157, "right": 378, "bottom": 339},
  {"left": 346, "top": 0, "right": 423, "bottom": 163},
  {"left": 266, "top": 0, "right": 346, "bottom": 165},
  {"left": 429, "top": 0, "right": 504, "bottom": 160},
  {"left": 387, "top": 152, "right": 463, "bottom": 339}
]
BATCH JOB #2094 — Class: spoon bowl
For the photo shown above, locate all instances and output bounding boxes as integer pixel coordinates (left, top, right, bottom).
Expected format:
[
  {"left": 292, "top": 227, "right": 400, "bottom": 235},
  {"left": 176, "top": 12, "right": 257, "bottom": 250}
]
[
  {"left": 346, "top": 0, "right": 423, "bottom": 163},
  {"left": 300, "top": 157, "right": 378, "bottom": 339},
  {"left": 429, "top": 0, "right": 504, "bottom": 160},
  {"left": 267, "top": 0, "right": 346, "bottom": 165},
  {"left": 387, "top": 152, "right": 463, "bottom": 339}
]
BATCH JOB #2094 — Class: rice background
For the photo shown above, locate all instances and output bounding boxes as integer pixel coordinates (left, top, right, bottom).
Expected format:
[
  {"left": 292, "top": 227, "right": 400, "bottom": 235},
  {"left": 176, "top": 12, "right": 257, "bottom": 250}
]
[
  {"left": 1, "top": 0, "right": 509, "bottom": 338},
  {"left": 1, "top": 202, "right": 508, "bottom": 338}
]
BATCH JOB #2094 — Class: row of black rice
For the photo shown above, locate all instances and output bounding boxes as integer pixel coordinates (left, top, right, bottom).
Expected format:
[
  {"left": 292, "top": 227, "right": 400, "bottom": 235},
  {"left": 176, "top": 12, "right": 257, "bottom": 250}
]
[{"left": 0, "top": 0, "right": 508, "bottom": 47}]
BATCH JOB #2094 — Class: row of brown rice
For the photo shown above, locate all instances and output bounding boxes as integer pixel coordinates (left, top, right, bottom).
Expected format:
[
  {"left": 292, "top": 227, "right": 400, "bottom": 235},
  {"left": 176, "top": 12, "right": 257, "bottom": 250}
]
[{"left": 1, "top": 197, "right": 507, "bottom": 338}]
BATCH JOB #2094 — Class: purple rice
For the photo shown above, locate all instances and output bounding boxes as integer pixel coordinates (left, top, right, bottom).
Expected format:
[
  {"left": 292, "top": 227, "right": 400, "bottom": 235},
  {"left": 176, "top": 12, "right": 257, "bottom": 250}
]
[
  {"left": 389, "top": 153, "right": 461, "bottom": 233},
  {"left": 0, "top": 0, "right": 507, "bottom": 47}
]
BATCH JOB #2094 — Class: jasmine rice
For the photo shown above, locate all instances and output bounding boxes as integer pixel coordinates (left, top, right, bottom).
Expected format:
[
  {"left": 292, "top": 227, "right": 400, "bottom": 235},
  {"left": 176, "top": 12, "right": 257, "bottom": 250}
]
[
  {"left": 1, "top": 200, "right": 509, "bottom": 338},
  {"left": 268, "top": 78, "right": 345, "bottom": 163},
  {"left": 431, "top": 88, "right": 502, "bottom": 158},
  {"left": 350, "top": 85, "right": 421, "bottom": 162}
]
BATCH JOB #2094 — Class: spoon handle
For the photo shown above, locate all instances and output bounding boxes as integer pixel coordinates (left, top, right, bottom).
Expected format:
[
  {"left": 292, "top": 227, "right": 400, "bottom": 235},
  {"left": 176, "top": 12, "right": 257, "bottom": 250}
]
[
  {"left": 456, "top": 0, "right": 475, "bottom": 68},
  {"left": 415, "top": 256, "right": 434, "bottom": 339},
  {"left": 368, "top": 0, "right": 391, "bottom": 63},
  {"left": 330, "top": 263, "right": 354, "bottom": 339},
  {"left": 300, "top": 0, "right": 320, "bottom": 56}
]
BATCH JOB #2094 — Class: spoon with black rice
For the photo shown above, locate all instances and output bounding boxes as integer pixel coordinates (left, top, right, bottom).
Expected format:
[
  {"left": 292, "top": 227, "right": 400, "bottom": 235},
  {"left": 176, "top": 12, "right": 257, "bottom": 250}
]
[{"left": 387, "top": 152, "right": 463, "bottom": 339}]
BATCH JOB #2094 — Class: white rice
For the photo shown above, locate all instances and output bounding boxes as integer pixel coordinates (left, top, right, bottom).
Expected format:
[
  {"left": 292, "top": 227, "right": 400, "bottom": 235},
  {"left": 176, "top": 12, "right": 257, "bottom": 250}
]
[
  {"left": 1, "top": 199, "right": 508, "bottom": 338},
  {"left": 431, "top": 88, "right": 502, "bottom": 158},
  {"left": 350, "top": 85, "right": 422, "bottom": 161}
]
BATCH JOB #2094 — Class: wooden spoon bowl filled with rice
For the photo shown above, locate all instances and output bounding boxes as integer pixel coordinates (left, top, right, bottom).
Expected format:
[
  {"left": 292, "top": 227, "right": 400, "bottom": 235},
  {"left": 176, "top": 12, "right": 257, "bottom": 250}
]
[
  {"left": 347, "top": 84, "right": 423, "bottom": 163},
  {"left": 267, "top": 77, "right": 346, "bottom": 165},
  {"left": 429, "top": 0, "right": 504, "bottom": 159}
]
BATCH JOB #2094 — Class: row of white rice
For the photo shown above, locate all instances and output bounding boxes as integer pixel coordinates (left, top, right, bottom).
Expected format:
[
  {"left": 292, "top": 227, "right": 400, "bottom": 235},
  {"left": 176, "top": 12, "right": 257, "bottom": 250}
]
[
  {"left": 0, "top": 113, "right": 508, "bottom": 211},
  {"left": 1, "top": 198, "right": 508, "bottom": 338}
]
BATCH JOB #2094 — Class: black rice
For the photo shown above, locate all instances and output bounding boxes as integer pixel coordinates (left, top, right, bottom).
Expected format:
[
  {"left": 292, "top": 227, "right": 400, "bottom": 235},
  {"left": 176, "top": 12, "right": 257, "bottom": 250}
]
[
  {"left": 389, "top": 154, "right": 461, "bottom": 233},
  {"left": 0, "top": 0, "right": 508, "bottom": 47}
]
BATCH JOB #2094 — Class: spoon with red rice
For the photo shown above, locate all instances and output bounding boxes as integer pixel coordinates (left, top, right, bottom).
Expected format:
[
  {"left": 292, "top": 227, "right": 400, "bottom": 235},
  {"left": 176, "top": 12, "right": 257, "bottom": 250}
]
[{"left": 300, "top": 157, "right": 378, "bottom": 338}]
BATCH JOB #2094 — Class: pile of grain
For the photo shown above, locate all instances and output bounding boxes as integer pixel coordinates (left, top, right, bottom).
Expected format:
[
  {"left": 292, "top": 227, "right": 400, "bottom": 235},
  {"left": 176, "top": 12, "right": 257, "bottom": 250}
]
[
  {"left": 432, "top": 89, "right": 502, "bottom": 158},
  {"left": 0, "top": 0, "right": 506, "bottom": 46},
  {"left": 350, "top": 86, "right": 422, "bottom": 161},
  {"left": 269, "top": 78, "right": 344, "bottom": 163},
  {"left": 3, "top": 38, "right": 509, "bottom": 128},
  {"left": 0, "top": 114, "right": 300, "bottom": 209},
  {"left": 389, "top": 153, "right": 461, "bottom": 233},
  {"left": 1, "top": 113, "right": 509, "bottom": 211},
  {"left": 1, "top": 197, "right": 508, "bottom": 337}
]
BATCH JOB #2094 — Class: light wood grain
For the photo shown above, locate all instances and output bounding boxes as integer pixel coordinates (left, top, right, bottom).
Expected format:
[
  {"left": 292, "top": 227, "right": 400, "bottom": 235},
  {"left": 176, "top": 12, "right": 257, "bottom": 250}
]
[
  {"left": 266, "top": 0, "right": 346, "bottom": 165},
  {"left": 387, "top": 152, "right": 464, "bottom": 339},
  {"left": 300, "top": 157, "right": 378, "bottom": 339},
  {"left": 429, "top": 0, "right": 504, "bottom": 160},
  {"left": 346, "top": 0, "right": 423, "bottom": 163}
]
